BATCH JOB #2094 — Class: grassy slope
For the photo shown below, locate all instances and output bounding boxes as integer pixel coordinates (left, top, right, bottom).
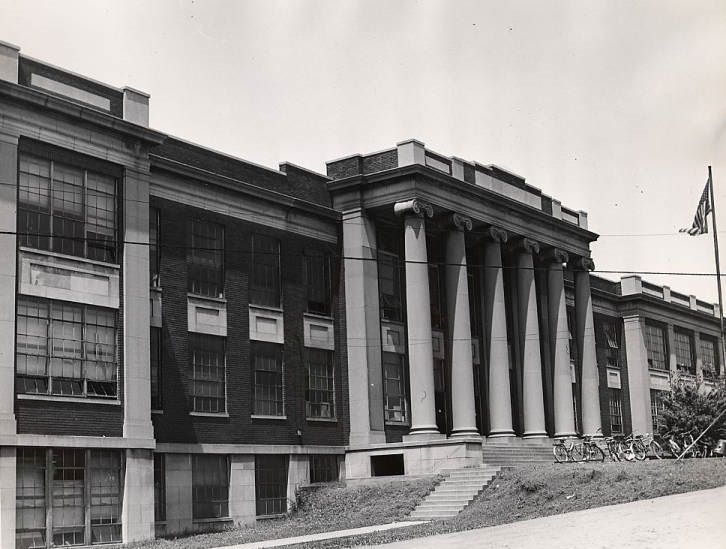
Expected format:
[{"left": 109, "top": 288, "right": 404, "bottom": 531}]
[
  {"left": 293, "top": 459, "right": 726, "bottom": 548},
  {"left": 121, "top": 477, "right": 439, "bottom": 549}
]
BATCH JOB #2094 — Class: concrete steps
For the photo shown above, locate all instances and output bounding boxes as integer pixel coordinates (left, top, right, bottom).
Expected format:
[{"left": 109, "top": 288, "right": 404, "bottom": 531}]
[{"left": 409, "top": 466, "right": 501, "bottom": 520}]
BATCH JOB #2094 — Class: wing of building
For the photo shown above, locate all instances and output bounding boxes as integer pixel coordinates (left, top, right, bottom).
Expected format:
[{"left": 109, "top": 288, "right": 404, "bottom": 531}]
[{"left": 0, "top": 41, "right": 723, "bottom": 548}]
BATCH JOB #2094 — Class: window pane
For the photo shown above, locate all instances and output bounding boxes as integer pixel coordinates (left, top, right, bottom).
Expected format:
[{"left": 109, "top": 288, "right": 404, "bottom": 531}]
[
  {"left": 674, "top": 330, "right": 695, "bottom": 375},
  {"left": 251, "top": 234, "right": 280, "bottom": 307},
  {"left": 304, "top": 253, "right": 331, "bottom": 315},
  {"left": 16, "top": 448, "right": 46, "bottom": 549},
  {"left": 609, "top": 389, "right": 623, "bottom": 434},
  {"left": 253, "top": 343, "right": 284, "bottom": 416},
  {"left": 153, "top": 454, "right": 166, "bottom": 523},
  {"left": 188, "top": 220, "right": 224, "bottom": 297},
  {"left": 189, "top": 334, "right": 226, "bottom": 413},
  {"left": 149, "top": 207, "right": 160, "bottom": 287},
  {"left": 150, "top": 327, "right": 162, "bottom": 410},
  {"left": 255, "top": 455, "right": 288, "bottom": 516},
  {"left": 51, "top": 449, "right": 85, "bottom": 547},
  {"left": 383, "top": 352, "right": 407, "bottom": 424},
  {"left": 701, "top": 337, "right": 718, "bottom": 378},
  {"left": 306, "top": 350, "right": 334, "bottom": 419},
  {"left": 645, "top": 323, "right": 667, "bottom": 370},
  {"left": 89, "top": 451, "right": 121, "bottom": 544},
  {"left": 378, "top": 251, "right": 402, "bottom": 322},
  {"left": 192, "top": 455, "right": 229, "bottom": 519}
]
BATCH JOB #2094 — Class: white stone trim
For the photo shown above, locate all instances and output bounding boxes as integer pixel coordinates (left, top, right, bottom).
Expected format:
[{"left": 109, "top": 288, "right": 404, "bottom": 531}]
[
  {"left": 380, "top": 320, "right": 406, "bottom": 354},
  {"left": 606, "top": 368, "right": 622, "bottom": 389},
  {"left": 187, "top": 294, "right": 227, "bottom": 336},
  {"left": 154, "top": 443, "right": 345, "bottom": 455},
  {"left": 249, "top": 305, "right": 285, "bottom": 344},
  {"left": 303, "top": 314, "right": 335, "bottom": 350},
  {"left": 150, "top": 287, "right": 162, "bottom": 328},
  {"left": 18, "top": 247, "right": 120, "bottom": 309}
]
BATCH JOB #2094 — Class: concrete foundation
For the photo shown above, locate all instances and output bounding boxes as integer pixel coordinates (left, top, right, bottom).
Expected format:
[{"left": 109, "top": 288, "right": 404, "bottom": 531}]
[{"left": 122, "top": 449, "right": 155, "bottom": 543}]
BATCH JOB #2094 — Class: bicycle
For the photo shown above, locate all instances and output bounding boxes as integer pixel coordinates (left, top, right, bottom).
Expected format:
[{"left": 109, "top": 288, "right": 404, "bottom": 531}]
[
  {"left": 636, "top": 433, "right": 663, "bottom": 459},
  {"left": 580, "top": 435, "right": 605, "bottom": 462},
  {"left": 603, "top": 436, "right": 623, "bottom": 461},
  {"left": 553, "top": 437, "right": 584, "bottom": 463},
  {"left": 618, "top": 433, "right": 646, "bottom": 461}
]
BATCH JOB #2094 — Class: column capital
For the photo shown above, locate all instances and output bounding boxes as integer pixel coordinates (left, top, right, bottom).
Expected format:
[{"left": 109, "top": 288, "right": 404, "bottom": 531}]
[
  {"left": 394, "top": 198, "right": 433, "bottom": 218},
  {"left": 542, "top": 247, "right": 569, "bottom": 265},
  {"left": 449, "top": 213, "right": 473, "bottom": 231},
  {"left": 512, "top": 237, "right": 540, "bottom": 255},
  {"left": 485, "top": 226, "right": 508, "bottom": 243},
  {"left": 570, "top": 256, "right": 595, "bottom": 272}
]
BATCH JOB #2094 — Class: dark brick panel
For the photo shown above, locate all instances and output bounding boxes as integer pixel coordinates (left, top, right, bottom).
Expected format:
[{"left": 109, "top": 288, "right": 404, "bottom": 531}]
[
  {"left": 362, "top": 150, "right": 397, "bottom": 174},
  {"left": 16, "top": 400, "right": 123, "bottom": 437},
  {"left": 151, "top": 197, "right": 347, "bottom": 446}
]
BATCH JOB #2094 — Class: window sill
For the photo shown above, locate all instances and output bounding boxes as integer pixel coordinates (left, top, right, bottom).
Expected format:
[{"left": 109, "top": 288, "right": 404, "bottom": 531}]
[
  {"left": 189, "top": 412, "right": 230, "bottom": 418},
  {"left": 187, "top": 292, "right": 227, "bottom": 303},
  {"left": 385, "top": 421, "right": 410, "bottom": 427},
  {"left": 18, "top": 246, "right": 121, "bottom": 270},
  {"left": 249, "top": 303, "right": 284, "bottom": 313},
  {"left": 257, "top": 513, "right": 287, "bottom": 520},
  {"left": 151, "top": 409, "right": 164, "bottom": 415},
  {"left": 306, "top": 417, "right": 338, "bottom": 423},
  {"left": 192, "top": 517, "right": 233, "bottom": 524},
  {"left": 251, "top": 414, "right": 287, "bottom": 420},
  {"left": 17, "top": 394, "right": 121, "bottom": 405},
  {"left": 303, "top": 312, "right": 333, "bottom": 321}
]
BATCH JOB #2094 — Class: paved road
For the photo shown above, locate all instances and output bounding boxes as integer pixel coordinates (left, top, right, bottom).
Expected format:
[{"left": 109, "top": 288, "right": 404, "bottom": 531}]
[{"left": 369, "top": 486, "right": 726, "bottom": 548}]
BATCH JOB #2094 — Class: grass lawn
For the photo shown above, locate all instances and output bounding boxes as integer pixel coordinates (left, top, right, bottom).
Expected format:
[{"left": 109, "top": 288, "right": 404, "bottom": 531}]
[
  {"left": 119, "top": 476, "right": 439, "bottom": 549},
  {"left": 292, "top": 459, "right": 726, "bottom": 548}
]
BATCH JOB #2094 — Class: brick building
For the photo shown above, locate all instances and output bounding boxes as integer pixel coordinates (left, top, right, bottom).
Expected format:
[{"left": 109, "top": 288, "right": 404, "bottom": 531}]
[{"left": 0, "top": 42, "right": 723, "bottom": 548}]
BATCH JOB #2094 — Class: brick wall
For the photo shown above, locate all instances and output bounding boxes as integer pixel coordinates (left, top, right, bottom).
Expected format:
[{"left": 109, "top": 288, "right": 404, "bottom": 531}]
[{"left": 151, "top": 197, "right": 347, "bottom": 446}]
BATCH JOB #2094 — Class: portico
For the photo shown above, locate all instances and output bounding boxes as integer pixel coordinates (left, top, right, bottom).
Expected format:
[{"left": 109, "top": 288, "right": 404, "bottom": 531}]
[{"left": 327, "top": 139, "right": 600, "bottom": 477}]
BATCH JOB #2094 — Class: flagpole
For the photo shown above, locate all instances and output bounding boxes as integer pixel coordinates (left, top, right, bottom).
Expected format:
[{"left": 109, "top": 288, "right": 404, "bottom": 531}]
[{"left": 707, "top": 166, "right": 726, "bottom": 371}]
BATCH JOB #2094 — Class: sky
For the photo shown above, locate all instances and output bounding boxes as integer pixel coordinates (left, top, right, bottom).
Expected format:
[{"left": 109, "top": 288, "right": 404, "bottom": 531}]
[{"left": 2, "top": 0, "right": 725, "bottom": 301}]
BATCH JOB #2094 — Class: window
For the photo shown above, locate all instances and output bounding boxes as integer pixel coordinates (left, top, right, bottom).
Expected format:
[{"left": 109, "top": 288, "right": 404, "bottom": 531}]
[
  {"left": 16, "top": 448, "right": 122, "bottom": 548},
  {"left": 89, "top": 451, "right": 122, "bottom": 544},
  {"left": 250, "top": 234, "right": 281, "bottom": 307},
  {"left": 16, "top": 297, "right": 118, "bottom": 399},
  {"left": 16, "top": 448, "right": 46, "bottom": 549},
  {"left": 609, "top": 389, "right": 623, "bottom": 434},
  {"left": 645, "top": 322, "right": 668, "bottom": 371},
  {"left": 428, "top": 262, "right": 444, "bottom": 329},
  {"left": 303, "top": 251, "right": 331, "bottom": 315},
  {"left": 252, "top": 342, "right": 284, "bottom": 416},
  {"left": 651, "top": 389, "right": 666, "bottom": 431},
  {"left": 674, "top": 329, "right": 695, "bottom": 375},
  {"left": 255, "top": 455, "right": 288, "bottom": 516},
  {"left": 189, "top": 334, "right": 226, "bottom": 413},
  {"left": 306, "top": 349, "right": 335, "bottom": 419},
  {"left": 309, "top": 455, "right": 339, "bottom": 484},
  {"left": 383, "top": 352, "right": 407, "bottom": 424},
  {"left": 149, "top": 206, "right": 160, "bottom": 287},
  {"left": 597, "top": 317, "right": 620, "bottom": 367},
  {"left": 150, "top": 327, "right": 162, "bottom": 410},
  {"left": 153, "top": 454, "right": 166, "bottom": 523},
  {"left": 701, "top": 337, "right": 719, "bottom": 379},
  {"left": 192, "top": 455, "right": 229, "bottom": 520},
  {"left": 566, "top": 307, "right": 578, "bottom": 366},
  {"left": 379, "top": 250, "right": 403, "bottom": 322},
  {"left": 18, "top": 154, "right": 118, "bottom": 263},
  {"left": 188, "top": 220, "right": 224, "bottom": 298}
]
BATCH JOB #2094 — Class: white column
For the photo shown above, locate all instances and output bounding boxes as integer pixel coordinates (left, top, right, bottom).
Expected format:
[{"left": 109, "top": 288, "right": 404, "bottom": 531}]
[
  {"left": 122, "top": 449, "right": 154, "bottom": 543},
  {"left": 623, "top": 315, "right": 653, "bottom": 434},
  {"left": 446, "top": 214, "right": 479, "bottom": 438},
  {"left": 482, "top": 227, "right": 514, "bottom": 437},
  {"left": 342, "top": 209, "right": 385, "bottom": 445},
  {"left": 546, "top": 249, "right": 576, "bottom": 437},
  {"left": 0, "top": 131, "right": 18, "bottom": 439},
  {"left": 123, "top": 165, "right": 154, "bottom": 441},
  {"left": 574, "top": 257, "right": 602, "bottom": 437},
  {"left": 516, "top": 238, "right": 547, "bottom": 438},
  {"left": 394, "top": 199, "right": 440, "bottom": 438}
]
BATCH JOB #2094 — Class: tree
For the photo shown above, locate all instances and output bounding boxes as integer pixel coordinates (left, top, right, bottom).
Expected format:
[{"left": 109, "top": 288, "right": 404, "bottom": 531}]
[{"left": 656, "top": 376, "right": 726, "bottom": 447}]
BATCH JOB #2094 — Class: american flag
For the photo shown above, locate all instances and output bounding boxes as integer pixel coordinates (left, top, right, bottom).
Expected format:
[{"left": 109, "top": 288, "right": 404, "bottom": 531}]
[{"left": 680, "top": 178, "right": 712, "bottom": 236}]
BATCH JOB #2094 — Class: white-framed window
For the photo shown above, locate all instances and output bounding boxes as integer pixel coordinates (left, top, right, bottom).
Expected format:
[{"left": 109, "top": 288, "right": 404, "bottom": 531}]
[
  {"left": 383, "top": 352, "right": 408, "bottom": 424},
  {"left": 16, "top": 297, "right": 118, "bottom": 399},
  {"left": 306, "top": 349, "right": 335, "bottom": 419}
]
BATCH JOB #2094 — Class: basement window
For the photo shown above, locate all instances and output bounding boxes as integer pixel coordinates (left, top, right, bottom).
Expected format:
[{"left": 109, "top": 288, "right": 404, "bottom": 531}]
[{"left": 371, "top": 454, "right": 404, "bottom": 477}]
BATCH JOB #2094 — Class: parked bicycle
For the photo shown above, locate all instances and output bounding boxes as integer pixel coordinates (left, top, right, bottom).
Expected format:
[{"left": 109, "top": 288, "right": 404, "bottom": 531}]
[
  {"left": 635, "top": 433, "right": 663, "bottom": 459},
  {"left": 553, "top": 437, "right": 583, "bottom": 463},
  {"left": 580, "top": 435, "right": 605, "bottom": 462},
  {"left": 617, "top": 433, "right": 646, "bottom": 461}
]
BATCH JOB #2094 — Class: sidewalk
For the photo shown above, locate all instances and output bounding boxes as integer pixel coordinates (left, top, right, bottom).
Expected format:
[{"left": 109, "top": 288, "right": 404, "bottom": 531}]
[
  {"left": 215, "top": 521, "right": 427, "bottom": 549},
  {"left": 371, "top": 486, "right": 726, "bottom": 548}
]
